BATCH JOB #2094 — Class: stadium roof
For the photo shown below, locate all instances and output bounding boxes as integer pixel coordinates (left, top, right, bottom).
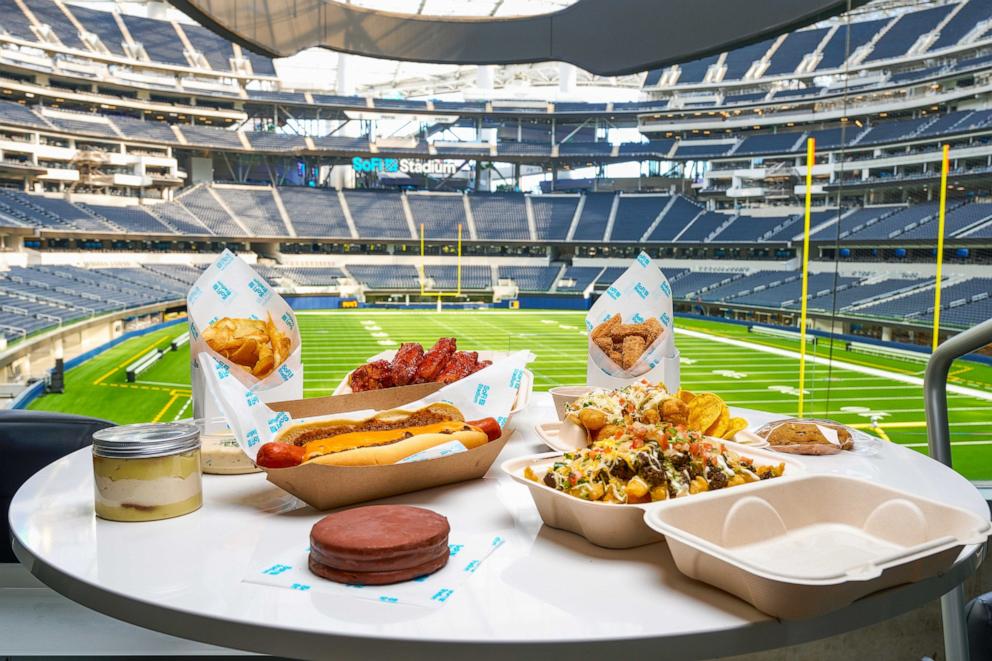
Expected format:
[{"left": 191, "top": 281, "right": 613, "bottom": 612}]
[{"left": 336, "top": 0, "right": 577, "bottom": 18}]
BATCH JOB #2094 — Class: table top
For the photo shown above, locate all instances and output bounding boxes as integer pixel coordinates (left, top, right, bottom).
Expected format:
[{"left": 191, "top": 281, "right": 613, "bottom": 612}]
[{"left": 10, "top": 394, "right": 989, "bottom": 661}]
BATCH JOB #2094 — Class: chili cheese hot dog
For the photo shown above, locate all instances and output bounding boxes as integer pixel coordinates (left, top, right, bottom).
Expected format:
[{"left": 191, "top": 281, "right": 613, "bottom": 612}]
[{"left": 255, "top": 403, "right": 501, "bottom": 469}]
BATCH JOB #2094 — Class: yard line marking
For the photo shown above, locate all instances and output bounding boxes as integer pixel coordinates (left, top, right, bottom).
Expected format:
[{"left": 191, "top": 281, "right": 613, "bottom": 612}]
[
  {"left": 172, "top": 397, "right": 193, "bottom": 421},
  {"left": 93, "top": 334, "right": 174, "bottom": 385},
  {"left": 903, "top": 440, "right": 992, "bottom": 448},
  {"left": 675, "top": 327, "right": 992, "bottom": 403},
  {"left": 152, "top": 393, "right": 180, "bottom": 423},
  {"left": 136, "top": 380, "right": 190, "bottom": 388}
]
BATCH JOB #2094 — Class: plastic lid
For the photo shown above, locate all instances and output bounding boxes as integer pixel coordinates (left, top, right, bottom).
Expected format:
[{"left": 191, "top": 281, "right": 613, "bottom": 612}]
[{"left": 92, "top": 422, "right": 200, "bottom": 459}]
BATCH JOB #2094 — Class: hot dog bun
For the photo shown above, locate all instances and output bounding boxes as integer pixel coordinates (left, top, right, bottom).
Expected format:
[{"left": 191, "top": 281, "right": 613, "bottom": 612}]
[
  {"left": 256, "top": 402, "right": 492, "bottom": 468},
  {"left": 309, "top": 429, "right": 488, "bottom": 466},
  {"left": 274, "top": 402, "right": 463, "bottom": 446}
]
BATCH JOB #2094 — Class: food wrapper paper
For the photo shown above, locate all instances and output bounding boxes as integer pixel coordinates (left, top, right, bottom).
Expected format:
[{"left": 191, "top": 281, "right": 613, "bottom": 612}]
[
  {"left": 201, "top": 349, "right": 533, "bottom": 461},
  {"left": 244, "top": 531, "right": 508, "bottom": 608},
  {"left": 187, "top": 250, "right": 303, "bottom": 423},
  {"left": 586, "top": 251, "right": 679, "bottom": 390}
]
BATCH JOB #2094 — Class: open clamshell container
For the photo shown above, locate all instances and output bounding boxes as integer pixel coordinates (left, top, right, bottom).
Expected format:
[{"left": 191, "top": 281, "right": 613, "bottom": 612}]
[
  {"left": 334, "top": 350, "right": 533, "bottom": 417},
  {"left": 502, "top": 442, "right": 805, "bottom": 549},
  {"left": 643, "top": 474, "right": 992, "bottom": 619}
]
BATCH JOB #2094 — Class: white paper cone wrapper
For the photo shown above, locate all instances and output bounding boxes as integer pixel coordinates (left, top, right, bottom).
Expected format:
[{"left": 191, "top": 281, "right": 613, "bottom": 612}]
[
  {"left": 585, "top": 251, "right": 679, "bottom": 390},
  {"left": 201, "top": 349, "right": 533, "bottom": 461},
  {"left": 187, "top": 250, "right": 303, "bottom": 420}
]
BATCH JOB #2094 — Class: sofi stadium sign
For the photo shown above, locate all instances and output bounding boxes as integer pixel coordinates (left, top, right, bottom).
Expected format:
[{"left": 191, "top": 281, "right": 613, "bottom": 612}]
[{"left": 352, "top": 157, "right": 458, "bottom": 175}]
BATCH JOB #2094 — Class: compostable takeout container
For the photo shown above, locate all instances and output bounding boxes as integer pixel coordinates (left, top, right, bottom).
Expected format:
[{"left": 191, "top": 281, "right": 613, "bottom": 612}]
[
  {"left": 263, "top": 383, "right": 513, "bottom": 510},
  {"left": 502, "top": 442, "right": 805, "bottom": 549},
  {"left": 643, "top": 474, "right": 991, "bottom": 619}
]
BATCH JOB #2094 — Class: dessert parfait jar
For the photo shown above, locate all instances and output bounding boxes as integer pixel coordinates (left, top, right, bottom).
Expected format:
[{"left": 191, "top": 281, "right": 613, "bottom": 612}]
[{"left": 92, "top": 422, "right": 202, "bottom": 522}]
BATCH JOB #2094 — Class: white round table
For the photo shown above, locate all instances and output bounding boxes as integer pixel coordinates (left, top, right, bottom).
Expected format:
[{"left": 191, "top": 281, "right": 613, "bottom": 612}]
[{"left": 10, "top": 395, "right": 989, "bottom": 660}]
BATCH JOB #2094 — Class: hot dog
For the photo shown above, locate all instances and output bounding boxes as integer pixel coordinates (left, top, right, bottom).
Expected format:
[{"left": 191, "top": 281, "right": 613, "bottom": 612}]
[{"left": 254, "top": 404, "right": 501, "bottom": 469}]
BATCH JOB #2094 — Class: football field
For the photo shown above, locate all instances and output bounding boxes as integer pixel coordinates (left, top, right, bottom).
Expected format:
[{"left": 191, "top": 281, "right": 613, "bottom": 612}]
[{"left": 27, "top": 310, "right": 992, "bottom": 480}]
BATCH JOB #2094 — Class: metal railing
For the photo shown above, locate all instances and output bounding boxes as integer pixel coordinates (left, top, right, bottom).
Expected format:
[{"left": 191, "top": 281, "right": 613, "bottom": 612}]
[{"left": 925, "top": 316, "right": 992, "bottom": 661}]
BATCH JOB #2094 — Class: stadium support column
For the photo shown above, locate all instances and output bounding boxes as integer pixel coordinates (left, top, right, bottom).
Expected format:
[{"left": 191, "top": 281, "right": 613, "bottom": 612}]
[
  {"left": 337, "top": 53, "right": 353, "bottom": 95},
  {"left": 559, "top": 64, "right": 576, "bottom": 95},
  {"left": 477, "top": 65, "right": 495, "bottom": 92}
]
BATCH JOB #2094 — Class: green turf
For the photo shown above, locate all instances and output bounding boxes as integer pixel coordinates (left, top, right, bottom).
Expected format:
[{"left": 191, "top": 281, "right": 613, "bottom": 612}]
[{"left": 27, "top": 311, "right": 992, "bottom": 479}]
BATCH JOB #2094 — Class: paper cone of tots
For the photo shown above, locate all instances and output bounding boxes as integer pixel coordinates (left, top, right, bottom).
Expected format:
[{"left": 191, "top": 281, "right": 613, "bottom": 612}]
[
  {"left": 585, "top": 251, "right": 680, "bottom": 391},
  {"left": 188, "top": 250, "right": 303, "bottom": 421}
]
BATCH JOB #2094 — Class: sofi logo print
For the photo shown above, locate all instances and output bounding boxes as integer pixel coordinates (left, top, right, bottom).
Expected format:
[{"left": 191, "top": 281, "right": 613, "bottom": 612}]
[
  {"left": 633, "top": 282, "right": 650, "bottom": 299},
  {"left": 632, "top": 312, "right": 645, "bottom": 324},
  {"left": 431, "top": 589, "right": 454, "bottom": 603},
  {"left": 245, "top": 390, "right": 259, "bottom": 407},
  {"left": 660, "top": 312, "right": 672, "bottom": 327},
  {"left": 473, "top": 383, "right": 490, "bottom": 406},
  {"left": 246, "top": 428, "right": 260, "bottom": 447},
  {"left": 188, "top": 286, "right": 202, "bottom": 304},
  {"left": 636, "top": 252, "right": 650, "bottom": 267},
  {"left": 267, "top": 411, "right": 290, "bottom": 433},
  {"left": 508, "top": 368, "right": 523, "bottom": 389},
  {"left": 212, "top": 281, "right": 233, "bottom": 301},
  {"left": 214, "top": 361, "right": 230, "bottom": 380},
  {"left": 660, "top": 281, "right": 672, "bottom": 297},
  {"left": 216, "top": 251, "right": 234, "bottom": 270},
  {"left": 606, "top": 286, "right": 621, "bottom": 300},
  {"left": 281, "top": 312, "right": 295, "bottom": 331},
  {"left": 248, "top": 278, "right": 270, "bottom": 301},
  {"left": 449, "top": 544, "right": 464, "bottom": 557},
  {"left": 278, "top": 364, "right": 293, "bottom": 381}
]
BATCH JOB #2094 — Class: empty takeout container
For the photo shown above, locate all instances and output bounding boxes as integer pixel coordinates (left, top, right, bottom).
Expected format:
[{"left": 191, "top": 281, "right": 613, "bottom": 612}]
[
  {"left": 502, "top": 442, "right": 805, "bottom": 549},
  {"left": 643, "top": 474, "right": 991, "bottom": 619}
]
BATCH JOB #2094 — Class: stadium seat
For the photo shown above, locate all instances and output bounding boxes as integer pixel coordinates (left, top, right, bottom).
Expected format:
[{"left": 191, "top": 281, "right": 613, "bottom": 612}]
[{"left": 0, "top": 410, "right": 113, "bottom": 563}]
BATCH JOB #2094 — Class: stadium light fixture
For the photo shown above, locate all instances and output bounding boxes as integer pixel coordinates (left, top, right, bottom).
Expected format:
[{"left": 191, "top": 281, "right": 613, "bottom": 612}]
[{"left": 169, "top": 0, "right": 868, "bottom": 77}]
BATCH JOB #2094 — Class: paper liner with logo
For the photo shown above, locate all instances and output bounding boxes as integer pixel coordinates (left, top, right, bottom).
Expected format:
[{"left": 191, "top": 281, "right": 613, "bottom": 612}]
[
  {"left": 586, "top": 251, "right": 679, "bottom": 390},
  {"left": 202, "top": 350, "right": 532, "bottom": 510},
  {"left": 332, "top": 349, "right": 534, "bottom": 417},
  {"left": 643, "top": 474, "right": 991, "bottom": 619},
  {"left": 187, "top": 250, "right": 303, "bottom": 423}
]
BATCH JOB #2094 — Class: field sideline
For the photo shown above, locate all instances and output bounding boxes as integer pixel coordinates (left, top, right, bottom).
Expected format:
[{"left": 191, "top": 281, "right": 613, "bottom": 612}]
[{"left": 26, "top": 310, "right": 992, "bottom": 480}]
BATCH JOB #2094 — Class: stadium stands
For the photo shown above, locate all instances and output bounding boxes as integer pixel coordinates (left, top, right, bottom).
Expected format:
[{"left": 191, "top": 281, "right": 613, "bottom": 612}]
[
  {"left": 213, "top": 188, "right": 287, "bottom": 237},
  {"left": 678, "top": 211, "right": 732, "bottom": 242},
  {"left": 570, "top": 193, "right": 613, "bottom": 241},
  {"left": 731, "top": 273, "right": 860, "bottom": 307},
  {"left": 470, "top": 193, "right": 530, "bottom": 241},
  {"left": 345, "top": 190, "right": 411, "bottom": 239},
  {"left": 805, "top": 278, "right": 931, "bottom": 311},
  {"left": 407, "top": 193, "right": 466, "bottom": 241},
  {"left": 498, "top": 266, "right": 562, "bottom": 292},
  {"left": 610, "top": 196, "right": 669, "bottom": 241},
  {"left": 530, "top": 196, "right": 578, "bottom": 241},
  {"left": 671, "top": 272, "right": 741, "bottom": 298},
  {"left": 278, "top": 187, "right": 352, "bottom": 239},
  {"left": 556, "top": 266, "right": 603, "bottom": 292},
  {"left": 423, "top": 265, "right": 491, "bottom": 290},
  {"left": 177, "top": 186, "right": 247, "bottom": 236},
  {"left": 345, "top": 265, "right": 419, "bottom": 289}
]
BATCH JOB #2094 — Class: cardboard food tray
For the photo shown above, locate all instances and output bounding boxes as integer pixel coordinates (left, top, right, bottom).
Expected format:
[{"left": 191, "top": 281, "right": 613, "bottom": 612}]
[
  {"left": 643, "top": 474, "right": 991, "bottom": 619},
  {"left": 332, "top": 350, "right": 533, "bottom": 416},
  {"left": 265, "top": 383, "right": 512, "bottom": 511},
  {"left": 502, "top": 442, "right": 805, "bottom": 549}
]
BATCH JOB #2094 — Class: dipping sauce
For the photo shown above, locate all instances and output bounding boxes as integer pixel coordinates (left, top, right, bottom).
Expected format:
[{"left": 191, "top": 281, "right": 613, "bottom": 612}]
[{"left": 92, "top": 422, "right": 202, "bottom": 522}]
